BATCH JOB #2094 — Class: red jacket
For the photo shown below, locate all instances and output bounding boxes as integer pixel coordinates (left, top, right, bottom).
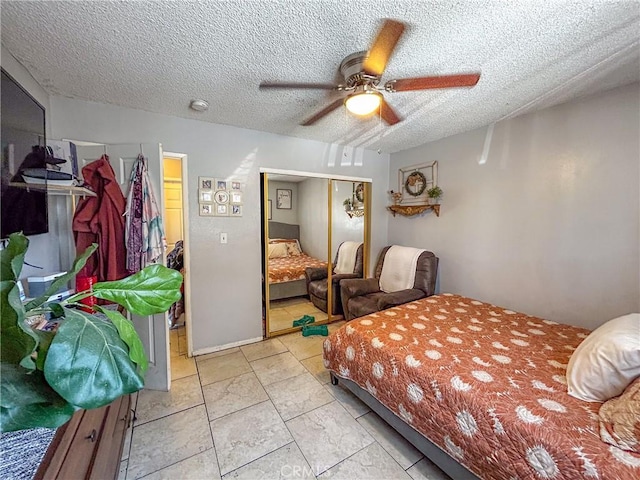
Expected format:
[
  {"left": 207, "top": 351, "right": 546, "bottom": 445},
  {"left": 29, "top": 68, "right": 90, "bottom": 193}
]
[{"left": 73, "top": 156, "right": 128, "bottom": 282}]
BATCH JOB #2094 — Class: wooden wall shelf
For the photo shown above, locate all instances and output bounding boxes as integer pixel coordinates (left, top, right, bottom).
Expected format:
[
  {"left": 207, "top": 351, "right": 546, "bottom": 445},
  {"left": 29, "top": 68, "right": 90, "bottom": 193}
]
[{"left": 387, "top": 204, "right": 440, "bottom": 217}]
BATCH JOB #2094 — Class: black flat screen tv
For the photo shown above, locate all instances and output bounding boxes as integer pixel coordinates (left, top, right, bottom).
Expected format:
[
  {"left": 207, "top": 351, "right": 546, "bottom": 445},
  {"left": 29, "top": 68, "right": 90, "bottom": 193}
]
[{"left": 1, "top": 68, "right": 48, "bottom": 239}]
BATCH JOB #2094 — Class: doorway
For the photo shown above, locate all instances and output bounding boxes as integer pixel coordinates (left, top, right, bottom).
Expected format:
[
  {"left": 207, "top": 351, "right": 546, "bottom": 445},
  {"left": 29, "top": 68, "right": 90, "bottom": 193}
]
[{"left": 163, "top": 152, "right": 194, "bottom": 381}]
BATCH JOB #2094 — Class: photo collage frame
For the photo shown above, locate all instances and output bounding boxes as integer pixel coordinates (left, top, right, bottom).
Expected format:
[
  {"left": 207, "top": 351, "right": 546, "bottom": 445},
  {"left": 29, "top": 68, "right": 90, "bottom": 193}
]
[{"left": 198, "top": 177, "right": 243, "bottom": 217}]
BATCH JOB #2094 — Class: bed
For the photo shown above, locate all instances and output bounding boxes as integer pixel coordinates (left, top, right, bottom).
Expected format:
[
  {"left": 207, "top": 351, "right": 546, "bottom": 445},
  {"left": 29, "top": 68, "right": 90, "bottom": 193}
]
[
  {"left": 323, "top": 293, "right": 639, "bottom": 479},
  {"left": 268, "top": 222, "right": 327, "bottom": 301}
]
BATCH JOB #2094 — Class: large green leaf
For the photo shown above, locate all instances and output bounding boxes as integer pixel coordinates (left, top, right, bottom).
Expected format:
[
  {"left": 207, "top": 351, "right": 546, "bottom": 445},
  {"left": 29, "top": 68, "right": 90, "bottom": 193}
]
[
  {"left": 0, "top": 234, "right": 38, "bottom": 367},
  {"left": 44, "top": 308, "right": 144, "bottom": 409},
  {"left": 25, "top": 243, "right": 97, "bottom": 311},
  {"left": 0, "top": 363, "right": 76, "bottom": 433},
  {"left": 1, "top": 402, "right": 76, "bottom": 433},
  {"left": 33, "top": 329, "right": 55, "bottom": 371},
  {"left": 96, "top": 306, "right": 148, "bottom": 374},
  {"left": 92, "top": 264, "right": 182, "bottom": 315},
  {"left": 0, "top": 232, "right": 28, "bottom": 281},
  {"left": 0, "top": 280, "right": 36, "bottom": 367},
  {"left": 0, "top": 363, "right": 65, "bottom": 407}
]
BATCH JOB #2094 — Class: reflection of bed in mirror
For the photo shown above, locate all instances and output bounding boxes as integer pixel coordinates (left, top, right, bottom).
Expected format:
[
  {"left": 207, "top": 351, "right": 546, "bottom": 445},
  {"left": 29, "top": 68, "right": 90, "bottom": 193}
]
[{"left": 268, "top": 221, "right": 327, "bottom": 301}]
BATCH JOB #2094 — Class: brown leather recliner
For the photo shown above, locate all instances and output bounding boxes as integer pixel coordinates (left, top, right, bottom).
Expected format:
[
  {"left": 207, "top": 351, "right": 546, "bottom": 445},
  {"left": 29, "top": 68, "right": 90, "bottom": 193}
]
[
  {"left": 306, "top": 242, "right": 364, "bottom": 315},
  {"left": 340, "top": 245, "right": 438, "bottom": 321}
]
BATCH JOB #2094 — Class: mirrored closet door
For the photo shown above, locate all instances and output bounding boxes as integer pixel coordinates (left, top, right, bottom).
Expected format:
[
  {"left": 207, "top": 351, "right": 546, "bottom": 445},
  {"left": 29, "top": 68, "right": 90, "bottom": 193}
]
[{"left": 262, "top": 172, "right": 370, "bottom": 337}]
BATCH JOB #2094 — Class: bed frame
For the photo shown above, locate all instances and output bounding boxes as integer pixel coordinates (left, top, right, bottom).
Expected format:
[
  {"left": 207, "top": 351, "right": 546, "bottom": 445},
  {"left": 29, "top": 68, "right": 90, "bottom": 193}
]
[
  {"left": 268, "top": 221, "right": 310, "bottom": 301},
  {"left": 330, "top": 372, "right": 480, "bottom": 480}
]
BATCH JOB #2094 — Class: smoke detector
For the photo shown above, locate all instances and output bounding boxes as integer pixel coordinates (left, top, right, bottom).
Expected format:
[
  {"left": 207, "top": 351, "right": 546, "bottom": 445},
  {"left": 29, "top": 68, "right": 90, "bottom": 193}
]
[{"left": 189, "top": 99, "right": 209, "bottom": 112}]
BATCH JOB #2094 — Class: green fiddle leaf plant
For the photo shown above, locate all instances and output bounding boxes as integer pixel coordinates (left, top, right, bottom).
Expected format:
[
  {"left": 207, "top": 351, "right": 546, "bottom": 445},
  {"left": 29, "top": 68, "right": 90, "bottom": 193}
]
[{"left": 0, "top": 232, "right": 183, "bottom": 432}]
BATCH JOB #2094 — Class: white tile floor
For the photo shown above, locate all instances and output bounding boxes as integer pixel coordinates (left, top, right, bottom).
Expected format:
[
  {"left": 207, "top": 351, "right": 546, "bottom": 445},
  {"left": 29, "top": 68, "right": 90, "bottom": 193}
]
[{"left": 119, "top": 325, "right": 452, "bottom": 480}]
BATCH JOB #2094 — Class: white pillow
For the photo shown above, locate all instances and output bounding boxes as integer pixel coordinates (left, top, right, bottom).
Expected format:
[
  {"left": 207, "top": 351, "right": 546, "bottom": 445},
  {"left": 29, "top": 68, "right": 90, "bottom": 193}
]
[
  {"left": 566, "top": 313, "right": 640, "bottom": 402},
  {"left": 268, "top": 243, "right": 288, "bottom": 259}
]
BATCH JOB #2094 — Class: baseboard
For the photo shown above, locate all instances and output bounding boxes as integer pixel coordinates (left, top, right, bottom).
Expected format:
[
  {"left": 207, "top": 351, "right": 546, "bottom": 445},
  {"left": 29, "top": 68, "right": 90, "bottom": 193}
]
[{"left": 192, "top": 336, "right": 263, "bottom": 356}]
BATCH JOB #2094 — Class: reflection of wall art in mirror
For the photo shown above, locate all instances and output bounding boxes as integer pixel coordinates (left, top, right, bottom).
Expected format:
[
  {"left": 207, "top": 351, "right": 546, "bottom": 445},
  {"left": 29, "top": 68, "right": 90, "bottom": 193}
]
[
  {"left": 215, "top": 204, "right": 229, "bottom": 216},
  {"left": 276, "top": 189, "right": 292, "bottom": 209},
  {"left": 398, "top": 161, "right": 438, "bottom": 205},
  {"left": 200, "top": 203, "right": 214, "bottom": 216},
  {"left": 199, "top": 189, "right": 213, "bottom": 204},
  {"left": 199, "top": 176, "right": 214, "bottom": 190},
  {"left": 214, "top": 190, "right": 230, "bottom": 204},
  {"left": 355, "top": 182, "right": 365, "bottom": 203},
  {"left": 230, "top": 205, "right": 242, "bottom": 217},
  {"left": 215, "top": 179, "right": 228, "bottom": 190},
  {"left": 268, "top": 199, "right": 272, "bottom": 220},
  {"left": 230, "top": 191, "right": 243, "bottom": 205}
]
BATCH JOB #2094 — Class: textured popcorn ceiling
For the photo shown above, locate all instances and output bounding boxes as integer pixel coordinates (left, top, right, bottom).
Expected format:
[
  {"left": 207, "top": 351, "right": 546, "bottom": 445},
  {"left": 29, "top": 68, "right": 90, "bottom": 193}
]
[{"left": 2, "top": 1, "right": 638, "bottom": 153}]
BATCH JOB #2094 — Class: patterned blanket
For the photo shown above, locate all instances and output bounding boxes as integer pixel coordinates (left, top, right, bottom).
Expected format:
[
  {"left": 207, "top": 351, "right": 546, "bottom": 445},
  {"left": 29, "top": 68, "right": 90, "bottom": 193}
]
[
  {"left": 268, "top": 254, "right": 327, "bottom": 284},
  {"left": 323, "top": 294, "right": 639, "bottom": 479}
]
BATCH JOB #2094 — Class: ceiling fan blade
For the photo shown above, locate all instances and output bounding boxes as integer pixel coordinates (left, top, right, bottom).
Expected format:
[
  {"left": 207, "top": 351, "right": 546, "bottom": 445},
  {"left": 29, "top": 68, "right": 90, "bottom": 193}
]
[
  {"left": 301, "top": 98, "right": 345, "bottom": 126},
  {"left": 362, "top": 19, "right": 406, "bottom": 77},
  {"left": 386, "top": 73, "right": 481, "bottom": 92},
  {"left": 380, "top": 99, "right": 402, "bottom": 126},
  {"left": 259, "top": 81, "right": 339, "bottom": 90}
]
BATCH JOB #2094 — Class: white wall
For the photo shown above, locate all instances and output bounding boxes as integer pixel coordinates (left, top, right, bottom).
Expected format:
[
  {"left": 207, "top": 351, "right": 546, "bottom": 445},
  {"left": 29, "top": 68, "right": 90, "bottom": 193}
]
[
  {"left": 268, "top": 181, "right": 298, "bottom": 224},
  {"left": 1, "top": 45, "right": 65, "bottom": 281},
  {"left": 388, "top": 83, "right": 640, "bottom": 330},
  {"left": 50, "top": 96, "right": 390, "bottom": 352}
]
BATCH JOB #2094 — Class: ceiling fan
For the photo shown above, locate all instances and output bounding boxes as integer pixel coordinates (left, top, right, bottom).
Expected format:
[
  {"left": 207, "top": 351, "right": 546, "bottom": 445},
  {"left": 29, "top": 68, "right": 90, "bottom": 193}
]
[{"left": 259, "top": 19, "right": 481, "bottom": 127}]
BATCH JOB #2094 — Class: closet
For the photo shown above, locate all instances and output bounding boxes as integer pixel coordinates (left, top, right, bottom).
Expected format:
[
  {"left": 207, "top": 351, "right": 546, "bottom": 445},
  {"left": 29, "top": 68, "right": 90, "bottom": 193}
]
[{"left": 261, "top": 170, "right": 371, "bottom": 337}]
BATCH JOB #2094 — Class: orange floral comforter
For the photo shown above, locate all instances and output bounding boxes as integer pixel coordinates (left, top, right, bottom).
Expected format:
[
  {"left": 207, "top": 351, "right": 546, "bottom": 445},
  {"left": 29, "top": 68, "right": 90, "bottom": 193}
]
[
  {"left": 323, "top": 294, "right": 639, "bottom": 479},
  {"left": 268, "top": 254, "right": 327, "bottom": 284}
]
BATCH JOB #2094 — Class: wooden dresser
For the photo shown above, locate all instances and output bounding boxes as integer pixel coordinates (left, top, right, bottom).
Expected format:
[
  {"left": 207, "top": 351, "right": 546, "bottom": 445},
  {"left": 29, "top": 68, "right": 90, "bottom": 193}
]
[{"left": 34, "top": 395, "right": 131, "bottom": 480}]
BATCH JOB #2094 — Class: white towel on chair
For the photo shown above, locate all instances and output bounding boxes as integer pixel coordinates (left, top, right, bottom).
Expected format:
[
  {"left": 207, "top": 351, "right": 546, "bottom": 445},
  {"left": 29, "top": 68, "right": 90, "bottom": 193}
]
[
  {"left": 334, "top": 241, "right": 362, "bottom": 274},
  {"left": 379, "top": 246, "right": 425, "bottom": 293}
]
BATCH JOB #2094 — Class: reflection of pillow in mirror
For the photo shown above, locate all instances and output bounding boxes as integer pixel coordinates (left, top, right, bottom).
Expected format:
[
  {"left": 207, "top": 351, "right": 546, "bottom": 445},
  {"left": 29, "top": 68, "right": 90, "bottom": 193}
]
[
  {"left": 270, "top": 238, "right": 302, "bottom": 253},
  {"left": 285, "top": 242, "right": 302, "bottom": 256},
  {"left": 268, "top": 243, "right": 288, "bottom": 258}
]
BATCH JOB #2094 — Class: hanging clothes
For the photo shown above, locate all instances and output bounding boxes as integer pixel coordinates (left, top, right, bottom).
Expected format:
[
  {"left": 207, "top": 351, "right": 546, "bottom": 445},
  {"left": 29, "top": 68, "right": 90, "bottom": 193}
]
[
  {"left": 125, "top": 154, "right": 164, "bottom": 273},
  {"left": 166, "top": 240, "right": 185, "bottom": 327},
  {"left": 72, "top": 155, "right": 128, "bottom": 282}
]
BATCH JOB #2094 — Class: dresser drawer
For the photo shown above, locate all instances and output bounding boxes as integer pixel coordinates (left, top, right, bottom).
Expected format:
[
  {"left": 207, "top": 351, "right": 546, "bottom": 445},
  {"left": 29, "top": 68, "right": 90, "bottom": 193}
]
[
  {"left": 90, "top": 395, "right": 131, "bottom": 480},
  {"left": 35, "top": 395, "right": 131, "bottom": 480}
]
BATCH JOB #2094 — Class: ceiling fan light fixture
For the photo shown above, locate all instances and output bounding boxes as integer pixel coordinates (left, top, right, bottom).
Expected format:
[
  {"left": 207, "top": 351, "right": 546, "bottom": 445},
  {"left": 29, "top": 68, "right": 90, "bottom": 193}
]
[{"left": 345, "top": 91, "right": 382, "bottom": 116}]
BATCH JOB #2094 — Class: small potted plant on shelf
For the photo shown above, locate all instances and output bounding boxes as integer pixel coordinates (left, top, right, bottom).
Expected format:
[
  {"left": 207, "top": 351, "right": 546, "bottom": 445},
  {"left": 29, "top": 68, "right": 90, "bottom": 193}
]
[
  {"left": 427, "top": 186, "right": 443, "bottom": 205},
  {"left": 388, "top": 190, "right": 403, "bottom": 205},
  {"left": 0, "top": 232, "right": 183, "bottom": 433}
]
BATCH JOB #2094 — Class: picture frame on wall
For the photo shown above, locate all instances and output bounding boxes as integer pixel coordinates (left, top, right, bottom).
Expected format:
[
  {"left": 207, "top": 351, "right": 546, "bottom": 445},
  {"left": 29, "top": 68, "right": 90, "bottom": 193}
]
[
  {"left": 199, "top": 177, "right": 214, "bottom": 190},
  {"left": 230, "top": 205, "right": 242, "bottom": 217},
  {"left": 199, "top": 189, "right": 213, "bottom": 204},
  {"left": 276, "top": 189, "right": 292, "bottom": 209},
  {"left": 214, "top": 190, "right": 230, "bottom": 205},
  {"left": 268, "top": 199, "right": 272, "bottom": 220},
  {"left": 230, "top": 191, "right": 243, "bottom": 205},
  {"left": 216, "top": 179, "right": 228, "bottom": 191},
  {"left": 398, "top": 161, "right": 438, "bottom": 205},
  {"left": 231, "top": 181, "right": 242, "bottom": 190},
  {"left": 200, "top": 204, "right": 214, "bottom": 216},
  {"left": 215, "top": 204, "right": 229, "bottom": 216}
]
